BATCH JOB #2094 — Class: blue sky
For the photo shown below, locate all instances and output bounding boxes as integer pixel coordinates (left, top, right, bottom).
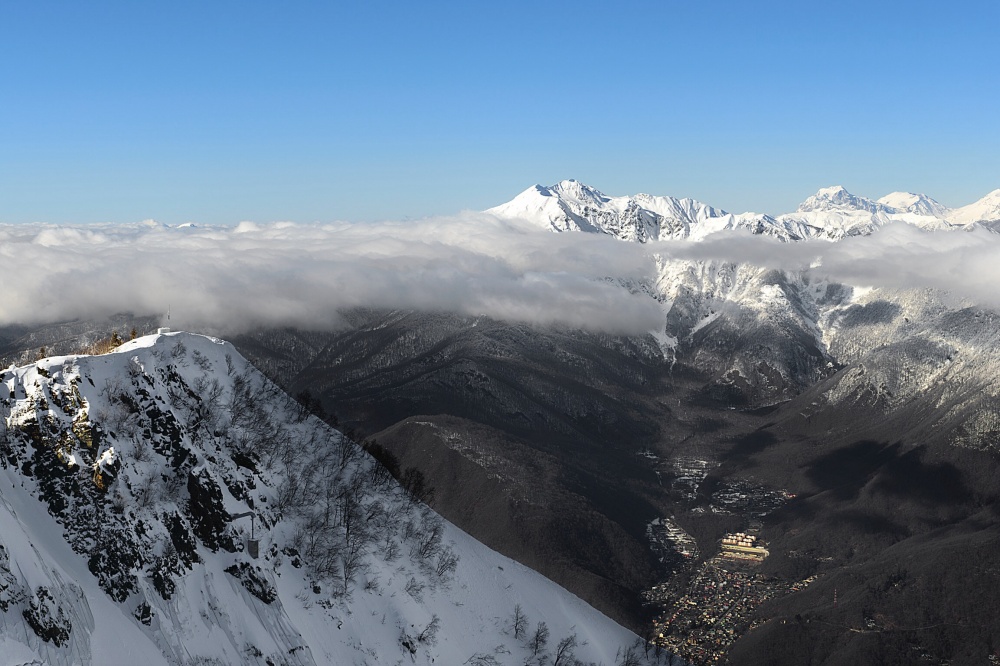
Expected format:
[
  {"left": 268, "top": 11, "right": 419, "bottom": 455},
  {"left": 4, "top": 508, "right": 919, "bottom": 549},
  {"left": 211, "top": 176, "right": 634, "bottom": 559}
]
[{"left": 2, "top": 1, "right": 998, "bottom": 224}]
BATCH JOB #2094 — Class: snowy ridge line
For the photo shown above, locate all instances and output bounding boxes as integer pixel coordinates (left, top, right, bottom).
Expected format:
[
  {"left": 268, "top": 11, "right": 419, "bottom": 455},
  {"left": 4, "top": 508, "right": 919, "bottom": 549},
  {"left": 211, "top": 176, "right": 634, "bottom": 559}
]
[
  {"left": 488, "top": 180, "right": 1000, "bottom": 242},
  {"left": 0, "top": 331, "right": 673, "bottom": 665}
]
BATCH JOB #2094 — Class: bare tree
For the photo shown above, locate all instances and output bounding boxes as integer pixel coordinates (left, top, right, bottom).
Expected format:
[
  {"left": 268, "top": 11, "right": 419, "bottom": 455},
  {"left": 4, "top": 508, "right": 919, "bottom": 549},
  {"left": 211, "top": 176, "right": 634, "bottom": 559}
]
[
  {"left": 134, "top": 473, "right": 158, "bottom": 509},
  {"left": 404, "top": 576, "right": 425, "bottom": 599},
  {"left": 336, "top": 435, "right": 361, "bottom": 471},
  {"left": 464, "top": 655, "right": 502, "bottom": 666},
  {"left": 553, "top": 634, "right": 578, "bottom": 666},
  {"left": 411, "top": 519, "right": 443, "bottom": 562},
  {"left": 616, "top": 641, "right": 642, "bottom": 666},
  {"left": 381, "top": 535, "right": 401, "bottom": 562},
  {"left": 434, "top": 546, "right": 459, "bottom": 578},
  {"left": 275, "top": 471, "right": 302, "bottom": 512},
  {"left": 131, "top": 434, "right": 152, "bottom": 463},
  {"left": 340, "top": 532, "right": 366, "bottom": 595},
  {"left": 191, "top": 349, "right": 212, "bottom": 372},
  {"left": 417, "top": 615, "right": 440, "bottom": 644},
  {"left": 310, "top": 543, "right": 341, "bottom": 581},
  {"left": 529, "top": 621, "right": 550, "bottom": 657},
  {"left": 512, "top": 604, "right": 528, "bottom": 640}
]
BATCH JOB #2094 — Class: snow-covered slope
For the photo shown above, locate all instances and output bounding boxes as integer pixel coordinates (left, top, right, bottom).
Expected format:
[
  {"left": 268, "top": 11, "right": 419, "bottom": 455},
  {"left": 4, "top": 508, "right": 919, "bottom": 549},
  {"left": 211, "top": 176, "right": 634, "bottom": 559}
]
[
  {"left": 0, "top": 332, "right": 663, "bottom": 666},
  {"left": 947, "top": 188, "right": 1000, "bottom": 225}
]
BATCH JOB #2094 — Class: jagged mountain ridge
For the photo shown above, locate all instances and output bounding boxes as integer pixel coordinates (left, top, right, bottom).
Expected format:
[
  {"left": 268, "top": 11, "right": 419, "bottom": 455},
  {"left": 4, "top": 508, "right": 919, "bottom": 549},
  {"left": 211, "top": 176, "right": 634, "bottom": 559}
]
[
  {"left": 487, "top": 180, "right": 811, "bottom": 242},
  {"left": 488, "top": 180, "right": 1000, "bottom": 242},
  {"left": 0, "top": 332, "right": 659, "bottom": 665}
]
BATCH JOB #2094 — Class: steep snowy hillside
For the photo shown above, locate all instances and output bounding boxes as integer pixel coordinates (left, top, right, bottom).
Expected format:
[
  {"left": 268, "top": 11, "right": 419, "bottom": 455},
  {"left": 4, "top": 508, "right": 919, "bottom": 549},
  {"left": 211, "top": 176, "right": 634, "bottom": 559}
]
[
  {"left": 812, "top": 289, "right": 1000, "bottom": 448},
  {"left": 655, "top": 259, "right": 840, "bottom": 404},
  {"left": 0, "top": 332, "right": 667, "bottom": 666}
]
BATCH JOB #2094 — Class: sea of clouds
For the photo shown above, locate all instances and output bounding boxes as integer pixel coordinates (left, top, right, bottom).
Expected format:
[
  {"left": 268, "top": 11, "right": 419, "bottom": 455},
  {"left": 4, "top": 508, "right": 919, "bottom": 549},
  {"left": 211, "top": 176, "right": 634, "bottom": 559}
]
[
  {"left": 1, "top": 214, "right": 998, "bottom": 336},
  {"left": 0, "top": 215, "right": 661, "bottom": 334}
]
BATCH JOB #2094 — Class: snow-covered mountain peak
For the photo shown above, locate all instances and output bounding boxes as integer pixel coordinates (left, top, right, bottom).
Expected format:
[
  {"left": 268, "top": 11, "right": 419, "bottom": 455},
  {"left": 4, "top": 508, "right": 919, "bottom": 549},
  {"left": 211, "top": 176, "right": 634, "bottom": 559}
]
[
  {"left": 796, "top": 185, "right": 890, "bottom": 214},
  {"left": 877, "top": 191, "right": 950, "bottom": 218},
  {"left": 547, "top": 178, "right": 609, "bottom": 206},
  {"left": 949, "top": 188, "right": 1000, "bottom": 224},
  {"left": 818, "top": 185, "right": 848, "bottom": 197}
]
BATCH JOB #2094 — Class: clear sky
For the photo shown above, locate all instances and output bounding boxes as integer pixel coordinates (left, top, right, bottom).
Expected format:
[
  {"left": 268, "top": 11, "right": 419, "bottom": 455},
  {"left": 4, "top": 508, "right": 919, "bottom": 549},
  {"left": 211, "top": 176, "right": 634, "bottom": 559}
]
[{"left": 2, "top": 1, "right": 998, "bottom": 224}]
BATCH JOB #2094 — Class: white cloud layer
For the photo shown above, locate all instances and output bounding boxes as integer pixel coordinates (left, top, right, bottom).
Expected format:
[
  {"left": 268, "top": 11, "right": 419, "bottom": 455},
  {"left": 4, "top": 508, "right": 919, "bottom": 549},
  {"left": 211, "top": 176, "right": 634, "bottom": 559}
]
[
  {"left": 2, "top": 217, "right": 998, "bottom": 337},
  {"left": 0, "top": 214, "right": 663, "bottom": 335},
  {"left": 652, "top": 223, "right": 1000, "bottom": 308}
]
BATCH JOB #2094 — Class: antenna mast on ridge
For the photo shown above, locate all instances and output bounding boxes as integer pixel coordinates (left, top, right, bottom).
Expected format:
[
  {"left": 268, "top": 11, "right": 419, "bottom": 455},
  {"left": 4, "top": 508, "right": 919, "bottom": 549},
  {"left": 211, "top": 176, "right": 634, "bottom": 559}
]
[{"left": 158, "top": 305, "right": 173, "bottom": 335}]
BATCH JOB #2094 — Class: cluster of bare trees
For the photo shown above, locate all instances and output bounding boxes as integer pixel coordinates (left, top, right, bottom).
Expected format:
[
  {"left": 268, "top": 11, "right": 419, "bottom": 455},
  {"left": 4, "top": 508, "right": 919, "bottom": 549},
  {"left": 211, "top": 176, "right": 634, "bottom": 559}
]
[
  {"left": 501, "top": 604, "right": 672, "bottom": 666},
  {"left": 77, "top": 327, "right": 138, "bottom": 356},
  {"left": 506, "top": 604, "right": 586, "bottom": 666},
  {"left": 159, "top": 349, "right": 464, "bottom": 598},
  {"left": 276, "top": 445, "right": 457, "bottom": 597},
  {"left": 399, "top": 613, "right": 442, "bottom": 656}
]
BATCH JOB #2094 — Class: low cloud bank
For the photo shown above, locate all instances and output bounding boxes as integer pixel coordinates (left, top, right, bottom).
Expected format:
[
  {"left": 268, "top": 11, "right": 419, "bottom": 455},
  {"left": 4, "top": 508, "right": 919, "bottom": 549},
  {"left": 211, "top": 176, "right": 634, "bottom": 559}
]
[
  {"left": 0, "top": 214, "right": 663, "bottom": 335},
  {"left": 653, "top": 223, "right": 1000, "bottom": 307},
  {"left": 2, "top": 216, "right": 998, "bottom": 337}
]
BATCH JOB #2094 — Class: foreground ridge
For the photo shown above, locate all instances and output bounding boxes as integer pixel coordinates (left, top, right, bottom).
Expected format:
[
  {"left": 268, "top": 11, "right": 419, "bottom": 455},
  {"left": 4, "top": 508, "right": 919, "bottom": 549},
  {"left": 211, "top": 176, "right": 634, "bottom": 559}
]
[{"left": 0, "top": 331, "right": 664, "bottom": 665}]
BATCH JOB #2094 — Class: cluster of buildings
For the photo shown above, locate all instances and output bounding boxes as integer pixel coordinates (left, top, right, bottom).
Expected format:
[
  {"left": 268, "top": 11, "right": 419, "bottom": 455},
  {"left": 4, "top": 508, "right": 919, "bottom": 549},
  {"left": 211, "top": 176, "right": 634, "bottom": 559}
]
[
  {"left": 720, "top": 532, "right": 768, "bottom": 562},
  {"left": 646, "top": 532, "right": 784, "bottom": 663},
  {"left": 647, "top": 517, "right": 700, "bottom": 561},
  {"left": 709, "top": 479, "right": 792, "bottom": 516},
  {"left": 650, "top": 558, "right": 763, "bottom": 664}
]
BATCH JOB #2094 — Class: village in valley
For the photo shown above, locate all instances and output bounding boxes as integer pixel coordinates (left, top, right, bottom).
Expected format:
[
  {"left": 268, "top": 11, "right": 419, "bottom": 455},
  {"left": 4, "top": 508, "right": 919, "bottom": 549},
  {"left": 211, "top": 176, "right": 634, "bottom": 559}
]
[{"left": 641, "top": 457, "right": 815, "bottom": 665}]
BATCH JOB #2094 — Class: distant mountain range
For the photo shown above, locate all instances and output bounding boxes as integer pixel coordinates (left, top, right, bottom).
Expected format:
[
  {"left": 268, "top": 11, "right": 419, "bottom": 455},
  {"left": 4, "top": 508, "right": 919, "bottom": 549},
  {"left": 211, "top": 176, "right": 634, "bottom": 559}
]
[
  {"left": 487, "top": 179, "right": 1000, "bottom": 241},
  {"left": 487, "top": 180, "right": 1000, "bottom": 441}
]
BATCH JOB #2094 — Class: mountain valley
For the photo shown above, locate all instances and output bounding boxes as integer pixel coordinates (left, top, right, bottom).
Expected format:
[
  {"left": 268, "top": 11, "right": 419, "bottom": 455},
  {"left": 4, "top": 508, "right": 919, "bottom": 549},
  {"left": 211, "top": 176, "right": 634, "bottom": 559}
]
[{"left": 2, "top": 180, "right": 1000, "bottom": 664}]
